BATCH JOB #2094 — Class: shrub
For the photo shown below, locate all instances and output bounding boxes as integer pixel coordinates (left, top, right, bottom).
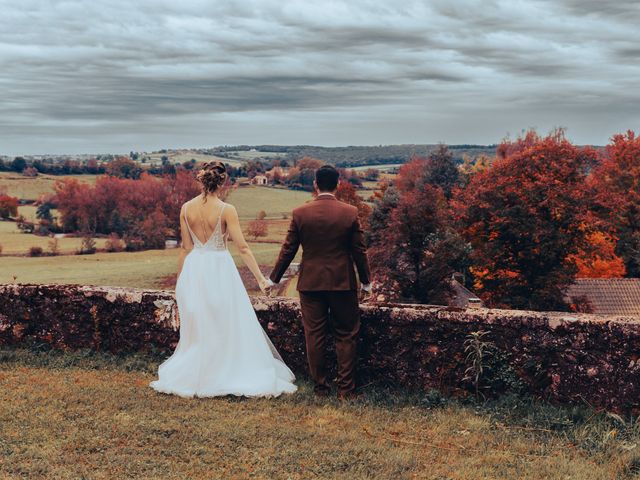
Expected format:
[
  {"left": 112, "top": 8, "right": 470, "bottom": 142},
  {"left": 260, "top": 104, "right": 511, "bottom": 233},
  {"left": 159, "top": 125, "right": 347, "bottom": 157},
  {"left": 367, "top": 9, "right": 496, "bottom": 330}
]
[
  {"left": 257, "top": 210, "right": 267, "bottom": 220},
  {"left": 105, "top": 233, "right": 125, "bottom": 252},
  {"left": 29, "top": 246, "right": 43, "bottom": 257},
  {"left": 16, "top": 215, "right": 35, "bottom": 234},
  {"left": 247, "top": 219, "right": 268, "bottom": 240},
  {"left": 77, "top": 235, "right": 96, "bottom": 255},
  {"left": 48, "top": 238, "right": 60, "bottom": 256}
]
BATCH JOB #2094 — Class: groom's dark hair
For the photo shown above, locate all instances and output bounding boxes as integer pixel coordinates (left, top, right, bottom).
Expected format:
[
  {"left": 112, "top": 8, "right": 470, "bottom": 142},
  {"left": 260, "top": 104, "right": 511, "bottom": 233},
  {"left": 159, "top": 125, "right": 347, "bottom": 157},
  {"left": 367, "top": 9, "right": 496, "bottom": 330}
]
[{"left": 315, "top": 165, "right": 339, "bottom": 192}]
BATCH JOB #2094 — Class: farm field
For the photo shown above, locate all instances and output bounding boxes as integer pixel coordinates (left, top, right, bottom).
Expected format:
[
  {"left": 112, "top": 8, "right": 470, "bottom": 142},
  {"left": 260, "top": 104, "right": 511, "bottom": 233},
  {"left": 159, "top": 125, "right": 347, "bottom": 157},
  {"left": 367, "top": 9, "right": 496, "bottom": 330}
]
[
  {"left": 143, "top": 151, "right": 243, "bottom": 167},
  {"left": 227, "top": 186, "right": 312, "bottom": 219},
  {"left": 0, "top": 172, "right": 98, "bottom": 200},
  {"left": 350, "top": 163, "right": 404, "bottom": 172},
  {"left": 0, "top": 242, "right": 288, "bottom": 289},
  {"left": 0, "top": 221, "right": 108, "bottom": 256}
]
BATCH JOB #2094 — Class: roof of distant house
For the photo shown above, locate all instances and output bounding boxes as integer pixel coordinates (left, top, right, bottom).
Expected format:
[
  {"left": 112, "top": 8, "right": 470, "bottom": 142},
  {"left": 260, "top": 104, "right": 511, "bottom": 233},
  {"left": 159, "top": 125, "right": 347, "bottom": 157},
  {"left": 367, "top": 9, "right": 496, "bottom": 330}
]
[
  {"left": 565, "top": 278, "right": 640, "bottom": 316},
  {"left": 450, "top": 279, "right": 483, "bottom": 308}
]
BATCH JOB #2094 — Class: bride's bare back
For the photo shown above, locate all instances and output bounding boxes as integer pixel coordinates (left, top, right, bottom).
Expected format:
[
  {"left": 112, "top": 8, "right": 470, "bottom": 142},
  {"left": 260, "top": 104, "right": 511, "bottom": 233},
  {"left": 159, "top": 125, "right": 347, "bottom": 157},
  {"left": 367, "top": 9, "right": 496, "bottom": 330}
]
[{"left": 182, "top": 197, "right": 228, "bottom": 247}]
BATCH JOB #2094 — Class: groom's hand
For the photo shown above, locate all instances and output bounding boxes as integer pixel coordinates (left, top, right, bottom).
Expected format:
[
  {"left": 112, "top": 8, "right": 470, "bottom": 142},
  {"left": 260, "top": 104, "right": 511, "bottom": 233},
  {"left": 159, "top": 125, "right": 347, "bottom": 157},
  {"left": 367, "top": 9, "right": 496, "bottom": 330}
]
[
  {"left": 360, "top": 283, "right": 372, "bottom": 303},
  {"left": 261, "top": 279, "right": 278, "bottom": 297}
]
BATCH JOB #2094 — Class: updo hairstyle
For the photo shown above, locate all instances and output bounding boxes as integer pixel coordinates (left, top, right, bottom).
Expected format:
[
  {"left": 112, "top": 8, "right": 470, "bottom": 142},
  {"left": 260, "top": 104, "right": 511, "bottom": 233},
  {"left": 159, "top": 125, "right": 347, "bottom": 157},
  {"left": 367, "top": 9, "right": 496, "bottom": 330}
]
[{"left": 196, "top": 161, "right": 227, "bottom": 197}]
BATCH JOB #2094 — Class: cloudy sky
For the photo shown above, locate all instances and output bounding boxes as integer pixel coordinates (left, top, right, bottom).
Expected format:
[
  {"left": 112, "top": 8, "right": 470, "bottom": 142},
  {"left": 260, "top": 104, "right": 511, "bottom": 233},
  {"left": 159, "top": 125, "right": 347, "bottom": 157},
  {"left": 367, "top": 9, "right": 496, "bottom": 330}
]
[{"left": 1, "top": 0, "right": 639, "bottom": 154}]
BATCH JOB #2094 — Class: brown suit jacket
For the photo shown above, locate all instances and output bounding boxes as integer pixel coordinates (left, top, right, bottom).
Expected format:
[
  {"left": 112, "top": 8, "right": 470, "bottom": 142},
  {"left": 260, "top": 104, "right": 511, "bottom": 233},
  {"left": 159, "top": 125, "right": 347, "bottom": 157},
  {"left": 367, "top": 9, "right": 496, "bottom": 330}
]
[{"left": 270, "top": 195, "right": 371, "bottom": 291}]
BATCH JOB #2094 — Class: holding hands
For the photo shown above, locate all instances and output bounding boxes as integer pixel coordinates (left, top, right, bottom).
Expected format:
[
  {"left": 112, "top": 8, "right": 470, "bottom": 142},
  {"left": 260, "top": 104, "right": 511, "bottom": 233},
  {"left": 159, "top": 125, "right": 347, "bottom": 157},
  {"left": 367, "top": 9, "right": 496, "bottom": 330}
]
[{"left": 258, "top": 277, "right": 276, "bottom": 296}]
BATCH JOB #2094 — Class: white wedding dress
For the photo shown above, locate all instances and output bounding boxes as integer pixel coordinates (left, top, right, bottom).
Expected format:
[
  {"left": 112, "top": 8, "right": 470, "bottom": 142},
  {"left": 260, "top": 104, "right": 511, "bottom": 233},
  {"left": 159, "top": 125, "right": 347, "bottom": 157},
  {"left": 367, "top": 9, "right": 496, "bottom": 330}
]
[{"left": 150, "top": 202, "right": 297, "bottom": 398}]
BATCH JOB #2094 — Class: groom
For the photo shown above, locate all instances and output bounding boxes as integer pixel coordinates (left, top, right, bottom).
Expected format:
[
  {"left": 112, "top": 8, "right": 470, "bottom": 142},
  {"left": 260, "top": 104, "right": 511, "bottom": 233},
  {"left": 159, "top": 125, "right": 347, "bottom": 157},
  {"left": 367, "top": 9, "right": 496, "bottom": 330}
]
[{"left": 270, "top": 165, "right": 371, "bottom": 399}]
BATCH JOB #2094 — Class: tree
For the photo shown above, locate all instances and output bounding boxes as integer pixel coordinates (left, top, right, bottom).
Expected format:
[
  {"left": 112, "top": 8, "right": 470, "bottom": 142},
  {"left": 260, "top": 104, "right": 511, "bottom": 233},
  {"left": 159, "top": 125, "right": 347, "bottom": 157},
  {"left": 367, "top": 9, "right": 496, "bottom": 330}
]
[
  {"left": 334, "top": 181, "right": 371, "bottom": 228},
  {"left": 11, "top": 157, "right": 27, "bottom": 173},
  {"left": 296, "top": 157, "right": 324, "bottom": 170},
  {"left": 397, "top": 145, "right": 461, "bottom": 199},
  {"left": 367, "top": 158, "right": 467, "bottom": 304},
  {"left": 589, "top": 130, "right": 640, "bottom": 276},
  {"left": 106, "top": 156, "right": 142, "bottom": 179},
  {"left": 0, "top": 195, "right": 19, "bottom": 219},
  {"left": 369, "top": 184, "right": 467, "bottom": 303},
  {"left": 36, "top": 202, "right": 54, "bottom": 224},
  {"left": 454, "top": 129, "right": 598, "bottom": 310},
  {"left": 54, "top": 179, "right": 94, "bottom": 232},
  {"left": 424, "top": 144, "right": 461, "bottom": 198},
  {"left": 127, "top": 209, "right": 169, "bottom": 250},
  {"left": 247, "top": 219, "right": 268, "bottom": 240}
]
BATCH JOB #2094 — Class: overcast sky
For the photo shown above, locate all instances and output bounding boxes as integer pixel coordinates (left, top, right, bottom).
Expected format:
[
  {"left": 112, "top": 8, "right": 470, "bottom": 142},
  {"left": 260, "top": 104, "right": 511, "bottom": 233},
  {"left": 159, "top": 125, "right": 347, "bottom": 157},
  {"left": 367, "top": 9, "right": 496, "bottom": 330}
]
[{"left": 1, "top": 0, "right": 639, "bottom": 155}]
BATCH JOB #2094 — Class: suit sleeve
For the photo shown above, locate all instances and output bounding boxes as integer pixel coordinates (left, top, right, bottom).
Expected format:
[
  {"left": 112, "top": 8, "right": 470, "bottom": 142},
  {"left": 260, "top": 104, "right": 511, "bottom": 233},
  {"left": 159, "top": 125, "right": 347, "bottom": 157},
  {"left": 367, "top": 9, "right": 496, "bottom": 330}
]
[
  {"left": 270, "top": 215, "right": 300, "bottom": 284},
  {"left": 350, "top": 215, "right": 371, "bottom": 285}
]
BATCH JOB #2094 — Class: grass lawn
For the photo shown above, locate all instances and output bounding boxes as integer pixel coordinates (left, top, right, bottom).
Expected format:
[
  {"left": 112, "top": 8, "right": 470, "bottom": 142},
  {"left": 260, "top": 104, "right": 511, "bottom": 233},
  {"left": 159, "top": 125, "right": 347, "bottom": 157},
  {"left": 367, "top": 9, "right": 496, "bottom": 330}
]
[
  {"left": 0, "top": 242, "right": 286, "bottom": 288},
  {"left": 0, "top": 346, "right": 637, "bottom": 479},
  {"left": 0, "top": 172, "right": 98, "bottom": 201}
]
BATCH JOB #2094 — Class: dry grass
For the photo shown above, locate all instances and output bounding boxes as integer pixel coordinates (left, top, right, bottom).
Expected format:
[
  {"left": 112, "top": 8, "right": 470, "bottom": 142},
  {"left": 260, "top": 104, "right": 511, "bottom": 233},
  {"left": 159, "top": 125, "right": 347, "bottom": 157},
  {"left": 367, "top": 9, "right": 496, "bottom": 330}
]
[{"left": 1, "top": 347, "right": 637, "bottom": 479}]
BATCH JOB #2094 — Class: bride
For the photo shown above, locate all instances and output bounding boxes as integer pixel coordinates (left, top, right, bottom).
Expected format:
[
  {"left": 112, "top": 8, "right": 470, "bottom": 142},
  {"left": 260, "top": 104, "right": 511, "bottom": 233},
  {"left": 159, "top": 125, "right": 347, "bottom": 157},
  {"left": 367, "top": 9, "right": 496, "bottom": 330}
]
[{"left": 150, "top": 161, "right": 297, "bottom": 398}]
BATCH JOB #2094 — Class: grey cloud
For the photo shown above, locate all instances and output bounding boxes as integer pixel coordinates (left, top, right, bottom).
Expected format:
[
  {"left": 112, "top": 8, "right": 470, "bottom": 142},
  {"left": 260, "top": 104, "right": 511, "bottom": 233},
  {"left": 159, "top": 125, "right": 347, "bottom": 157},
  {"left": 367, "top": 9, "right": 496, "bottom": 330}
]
[{"left": 0, "top": 0, "right": 638, "bottom": 154}]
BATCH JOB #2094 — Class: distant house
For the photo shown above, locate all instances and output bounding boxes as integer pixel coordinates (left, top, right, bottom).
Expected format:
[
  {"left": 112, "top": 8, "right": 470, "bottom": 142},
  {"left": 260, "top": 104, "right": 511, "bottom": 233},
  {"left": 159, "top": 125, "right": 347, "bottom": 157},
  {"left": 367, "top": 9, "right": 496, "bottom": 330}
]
[
  {"left": 565, "top": 278, "right": 640, "bottom": 316},
  {"left": 251, "top": 175, "right": 268, "bottom": 186}
]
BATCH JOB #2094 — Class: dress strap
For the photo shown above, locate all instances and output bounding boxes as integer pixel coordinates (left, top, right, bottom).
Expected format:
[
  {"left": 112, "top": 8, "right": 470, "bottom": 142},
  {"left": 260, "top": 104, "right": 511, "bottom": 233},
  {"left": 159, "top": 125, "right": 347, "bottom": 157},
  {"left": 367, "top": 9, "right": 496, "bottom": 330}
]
[
  {"left": 216, "top": 203, "right": 226, "bottom": 230},
  {"left": 183, "top": 204, "right": 200, "bottom": 245}
]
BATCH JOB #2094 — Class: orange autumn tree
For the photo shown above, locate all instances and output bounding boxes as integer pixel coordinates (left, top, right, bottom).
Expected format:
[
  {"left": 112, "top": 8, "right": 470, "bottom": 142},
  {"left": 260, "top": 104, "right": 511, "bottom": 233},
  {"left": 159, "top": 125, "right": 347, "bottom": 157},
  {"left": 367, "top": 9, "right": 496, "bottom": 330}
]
[
  {"left": 454, "top": 129, "right": 598, "bottom": 311},
  {"left": 570, "top": 231, "right": 626, "bottom": 278},
  {"left": 589, "top": 130, "right": 640, "bottom": 277}
]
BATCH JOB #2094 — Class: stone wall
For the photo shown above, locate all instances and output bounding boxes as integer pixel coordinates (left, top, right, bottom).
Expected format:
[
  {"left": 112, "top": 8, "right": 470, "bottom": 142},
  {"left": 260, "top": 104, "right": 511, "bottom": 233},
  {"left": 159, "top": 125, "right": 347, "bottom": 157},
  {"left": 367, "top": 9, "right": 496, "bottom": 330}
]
[{"left": 1, "top": 283, "right": 639, "bottom": 413}]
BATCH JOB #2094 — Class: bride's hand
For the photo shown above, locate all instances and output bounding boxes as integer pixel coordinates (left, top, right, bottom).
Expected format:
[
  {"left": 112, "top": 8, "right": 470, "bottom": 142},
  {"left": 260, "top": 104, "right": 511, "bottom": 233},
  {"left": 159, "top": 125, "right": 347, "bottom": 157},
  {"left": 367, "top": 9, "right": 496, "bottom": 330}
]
[{"left": 258, "top": 277, "right": 274, "bottom": 294}]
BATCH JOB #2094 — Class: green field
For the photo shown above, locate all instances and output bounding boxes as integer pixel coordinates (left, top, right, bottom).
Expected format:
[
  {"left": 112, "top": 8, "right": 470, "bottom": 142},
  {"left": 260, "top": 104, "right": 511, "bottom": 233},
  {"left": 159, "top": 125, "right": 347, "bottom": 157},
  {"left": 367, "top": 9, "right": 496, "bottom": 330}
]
[
  {"left": 228, "top": 186, "right": 312, "bottom": 219},
  {"left": 0, "top": 172, "right": 98, "bottom": 200},
  {"left": 143, "top": 151, "right": 244, "bottom": 167},
  {"left": 350, "top": 163, "right": 404, "bottom": 172}
]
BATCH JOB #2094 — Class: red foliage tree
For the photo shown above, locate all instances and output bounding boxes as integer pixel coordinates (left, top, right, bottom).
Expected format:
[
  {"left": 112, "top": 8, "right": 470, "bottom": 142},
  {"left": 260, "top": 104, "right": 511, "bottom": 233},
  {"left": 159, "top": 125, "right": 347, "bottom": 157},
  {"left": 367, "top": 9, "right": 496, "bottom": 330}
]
[
  {"left": 335, "top": 181, "right": 372, "bottom": 228},
  {"left": 0, "top": 195, "right": 19, "bottom": 219},
  {"left": 54, "top": 171, "right": 201, "bottom": 250},
  {"left": 54, "top": 179, "right": 94, "bottom": 231},
  {"left": 454, "top": 129, "right": 598, "bottom": 310},
  {"left": 105, "top": 156, "right": 142, "bottom": 179},
  {"left": 589, "top": 130, "right": 640, "bottom": 277},
  {"left": 368, "top": 157, "right": 467, "bottom": 304}
]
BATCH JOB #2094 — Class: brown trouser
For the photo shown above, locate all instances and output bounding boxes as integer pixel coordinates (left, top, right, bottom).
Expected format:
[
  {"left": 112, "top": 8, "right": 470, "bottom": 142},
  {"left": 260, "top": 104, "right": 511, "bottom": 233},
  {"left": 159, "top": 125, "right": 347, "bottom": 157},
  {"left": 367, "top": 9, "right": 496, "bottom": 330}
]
[{"left": 298, "top": 290, "right": 360, "bottom": 395}]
